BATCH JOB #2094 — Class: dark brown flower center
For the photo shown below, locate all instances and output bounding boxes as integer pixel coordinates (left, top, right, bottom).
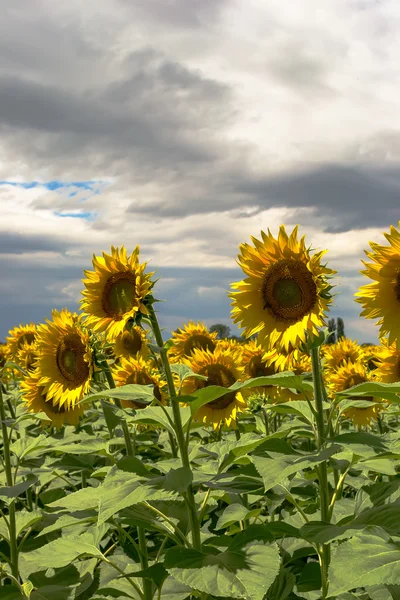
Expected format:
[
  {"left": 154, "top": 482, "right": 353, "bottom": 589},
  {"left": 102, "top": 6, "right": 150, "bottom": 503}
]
[
  {"left": 121, "top": 329, "right": 143, "bottom": 355},
  {"left": 56, "top": 333, "right": 90, "bottom": 386},
  {"left": 261, "top": 259, "right": 317, "bottom": 322},
  {"left": 102, "top": 272, "right": 136, "bottom": 319},
  {"left": 395, "top": 273, "right": 400, "bottom": 302},
  {"left": 39, "top": 387, "right": 68, "bottom": 413},
  {"left": 17, "top": 332, "right": 35, "bottom": 349},
  {"left": 199, "top": 363, "right": 237, "bottom": 409},
  {"left": 183, "top": 334, "right": 216, "bottom": 356},
  {"left": 26, "top": 352, "right": 36, "bottom": 372},
  {"left": 248, "top": 355, "right": 275, "bottom": 379}
]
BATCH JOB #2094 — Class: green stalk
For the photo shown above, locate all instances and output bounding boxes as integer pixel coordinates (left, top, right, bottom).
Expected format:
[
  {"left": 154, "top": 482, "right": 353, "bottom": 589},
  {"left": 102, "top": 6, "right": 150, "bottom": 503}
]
[
  {"left": 310, "top": 346, "right": 330, "bottom": 599},
  {"left": 148, "top": 306, "right": 202, "bottom": 551},
  {"left": 99, "top": 360, "right": 134, "bottom": 456},
  {"left": 0, "top": 381, "right": 18, "bottom": 580},
  {"left": 138, "top": 526, "right": 153, "bottom": 600}
]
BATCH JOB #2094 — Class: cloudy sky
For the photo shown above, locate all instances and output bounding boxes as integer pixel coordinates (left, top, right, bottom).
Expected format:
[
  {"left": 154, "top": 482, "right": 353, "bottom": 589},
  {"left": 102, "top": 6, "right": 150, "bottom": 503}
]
[{"left": 1, "top": 0, "right": 399, "bottom": 343}]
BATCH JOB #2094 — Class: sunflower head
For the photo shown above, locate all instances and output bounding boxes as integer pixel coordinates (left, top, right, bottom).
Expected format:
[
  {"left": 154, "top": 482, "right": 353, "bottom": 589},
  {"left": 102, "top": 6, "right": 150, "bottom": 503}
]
[
  {"left": 113, "top": 324, "right": 150, "bottom": 361},
  {"left": 181, "top": 346, "right": 246, "bottom": 429},
  {"left": 35, "top": 309, "right": 93, "bottom": 408},
  {"left": 238, "top": 339, "right": 281, "bottom": 403},
  {"left": 168, "top": 321, "right": 218, "bottom": 363},
  {"left": 356, "top": 223, "right": 400, "bottom": 348},
  {"left": 323, "top": 339, "right": 365, "bottom": 373},
  {"left": 6, "top": 323, "right": 37, "bottom": 361},
  {"left": 0, "top": 343, "right": 7, "bottom": 369},
  {"left": 113, "top": 356, "right": 165, "bottom": 409},
  {"left": 21, "top": 374, "right": 84, "bottom": 428},
  {"left": 17, "top": 341, "right": 38, "bottom": 373},
  {"left": 327, "top": 360, "right": 380, "bottom": 426},
  {"left": 230, "top": 225, "right": 336, "bottom": 352},
  {"left": 373, "top": 341, "right": 400, "bottom": 384},
  {"left": 216, "top": 338, "right": 244, "bottom": 355},
  {"left": 81, "top": 246, "right": 154, "bottom": 341}
]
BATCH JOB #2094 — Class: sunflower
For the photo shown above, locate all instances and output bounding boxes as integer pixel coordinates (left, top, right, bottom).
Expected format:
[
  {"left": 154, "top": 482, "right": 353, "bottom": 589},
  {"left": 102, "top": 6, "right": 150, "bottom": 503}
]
[
  {"left": 35, "top": 309, "right": 93, "bottom": 408},
  {"left": 168, "top": 321, "right": 218, "bottom": 363},
  {"left": 181, "top": 346, "right": 246, "bottom": 429},
  {"left": 328, "top": 361, "right": 380, "bottom": 426},
  {"left": 230, "top": 225, "right": 335, "bottom": 351},
  {"left": 362, "top": 344, "right": 386, "bottom": 371},
  {"left": 113, "top": 356, "right": 165, "bottom": 409},
  {"left": 216, "top": 338, "right": 244, "bottom": 355},
  {"left": 282, "top": 353, "right": 313, "bottom": 402},
  {"left": 0, "top": 343, "right": 7, "bottom": 369},
  {"left": 6, "top": 323, "right": 36, "bottom": 361},
  {"left": 262, "top": 341, "right": 302, "bottom": 373},
  {"left": 356, "top": 223, "right": 400, "bottom": 347},
  {"left": 113, "top": 325, "right": 150, "bottom": 361},
  {"left": 81, "top": 246, "right": 154, "bottom": 340},
  {"left": 323, "top": 339, "right": 365, "bottom": 373},
  {"left": 17, "top": 341, "right": 38, "bottom": 372},
  {"left": 241, "top": 339, "right": 282, "bottom": 403},
  {"left": 21, "top": 374, "right": 84, "bottom": 428},
  {"left": 373, "top": 341, "right": 400, "bottom": 384}
]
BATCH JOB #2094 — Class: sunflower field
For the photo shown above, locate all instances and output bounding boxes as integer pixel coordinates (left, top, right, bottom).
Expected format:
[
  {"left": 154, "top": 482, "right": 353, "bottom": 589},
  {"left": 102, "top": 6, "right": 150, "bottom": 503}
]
[{"left": 2, "top": 225, "right": 400, "bottom": 600}]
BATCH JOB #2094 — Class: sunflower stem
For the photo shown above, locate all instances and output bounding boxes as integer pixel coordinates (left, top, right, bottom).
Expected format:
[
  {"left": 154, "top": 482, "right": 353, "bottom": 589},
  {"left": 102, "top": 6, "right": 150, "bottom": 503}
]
[
  {"left": 310, "top": 346, "right": 330, "bottom": 600},
  {"left": 99, "top": 359, "right": 134, "bottom": 456},
  {"left": 138, "top": 526, "right": 153, "bottom": 600},
  {"left": 0, "top": 380, "right": 19, "bottom": 581},
  {"left": 147, "top": 305, "right": 202, "bottom": 552}
]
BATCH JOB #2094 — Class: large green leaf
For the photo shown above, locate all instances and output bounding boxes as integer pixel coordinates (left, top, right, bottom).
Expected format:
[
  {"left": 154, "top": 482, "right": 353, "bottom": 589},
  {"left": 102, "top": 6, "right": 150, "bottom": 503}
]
[
  {"left": 329, "top": 533, "right": 400, "bottom": 596},
  {"left": 165, "top": 540, "right": 280, "bottom": 600},
  {"left": 79, "top": 383, "right": 156, "bottom": 404},
  {"left": 0, "top": 475, "right": 37, "bottom": 503},
  {"left": 335, "top": 381, "right": 400, "bottom": 401},
  {"left": 46, "top": 486, "right": 100, "bottom": 510},
  {"left": 215, "top": 504, "right": 261, "bottom": 530},
  {"left": 22, "top": 536, "right": 104, "bottom": 569},
  {"left": 181, "top": 373, "right": 313, "bottom": 415},
  {"left": 98, "top": 466, "right": 178, "bottom": 524},
  {"left": 251, "top": 445, "right": 340, "bottom": 492}
]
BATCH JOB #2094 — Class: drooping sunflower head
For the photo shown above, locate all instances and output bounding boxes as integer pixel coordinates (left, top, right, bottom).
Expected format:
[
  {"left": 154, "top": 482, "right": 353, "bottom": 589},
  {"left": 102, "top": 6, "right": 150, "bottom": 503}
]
[
  {"left": 327, "top": 360, "right": 380, "bottom": 426},
  {"left": 21, "top": 373, "right": 84, "bottom": 428},
  {"left": 182, "top": 346, "right": 246, "bottom": 429},
  {"left": 356, "top": 223, "right": 400, "bottom": 348},
  {"left": 81, "top": 246, "right": 154, "bottom": 341},
  {"left": 17, "top": 341, "right": 38, "bottom": 373},
  {"left": 113, "top": 324, "right": 150, "bottom": 361},
  {"left": 323, "top": 339, "right": 365, "bottom": 373},
  {"left": 168, "top": 321, "right": 218, "bottom": 363},
  {"left": 35, "top": 309, "right": 93, "bottom": 408},
  {"left": 6, "top": 323, "right": 37, "bottom": 361},
  {"left": 113, "top": 356, "right": 165, "bottom": 409},
  {"left": 230, "top": 226, "right": 335, "bottom": 352}
]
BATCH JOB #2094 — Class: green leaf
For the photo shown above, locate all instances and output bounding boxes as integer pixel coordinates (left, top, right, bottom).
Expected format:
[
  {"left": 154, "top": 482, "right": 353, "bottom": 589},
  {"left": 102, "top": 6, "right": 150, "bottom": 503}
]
[
  {"left": 98, "top": 466, "right": 178, "bottom": 524},
  {"left": 266, "top": 568, "right": 296, "bottom": 600},
  {"left": 0, "top": 475, "right": 37, "bottom": 503},
  {"left": 80, "top": 383, "right": 156, "bottom": 405},
  {"left": 329, "top": 533, "right": 400, "bottom": 596},
  {"left": 165, "top": 540, "right": 281, "bottom": 600},
  {"left": 160, "top": 577, "right": 192, "bottom": 600},
  {"left": 182, "top": 373, "right": 313, "bottom": 415},
  {"left": 22, "top": 536, "right": 104, "bottom": 569},
  {"left": 335, "top": 381, "right": 400, "bottom": 401},
  {"left": 269, "top": 400, "right": 320, "bottom": 424},
  {"left": 46, "top": 486, "right": 100, "bottom": 510},
  {"left": 170, "top": 364, "right": 207, "bottom": 383},
  {"left": 130, "top": 406, "right": 176, "bottom": 435},
  {"left": 215, "top": 504, "right": 261, "bottom": 530},
  {"left": 16, "top": 510, "right": 43, "bottom": 537},
  {"left": 251, "top": 445, "right": 340, "bottom": 492},
  {"left": 37, "top": 512, "right": 96, "bottom": 538},
  {"left": 10, "top": 435, "right": 51, "bottom": 460}
]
